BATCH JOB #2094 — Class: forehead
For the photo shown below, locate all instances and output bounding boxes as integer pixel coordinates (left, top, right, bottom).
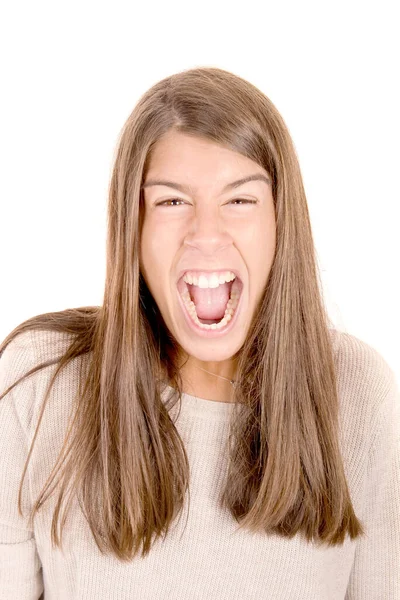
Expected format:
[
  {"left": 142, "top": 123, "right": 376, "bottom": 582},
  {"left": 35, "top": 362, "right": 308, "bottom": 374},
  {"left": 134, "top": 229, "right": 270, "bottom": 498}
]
[{"left": 144, "top": 130, "right": 266, "bottom": 184}]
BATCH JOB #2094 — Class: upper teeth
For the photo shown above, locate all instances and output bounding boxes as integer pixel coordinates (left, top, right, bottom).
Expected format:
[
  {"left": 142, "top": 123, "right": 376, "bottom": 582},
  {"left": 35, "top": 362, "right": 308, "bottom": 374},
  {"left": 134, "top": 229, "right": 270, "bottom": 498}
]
[{"left": 183, "top": 271, "right": 236, "bottom": 289}]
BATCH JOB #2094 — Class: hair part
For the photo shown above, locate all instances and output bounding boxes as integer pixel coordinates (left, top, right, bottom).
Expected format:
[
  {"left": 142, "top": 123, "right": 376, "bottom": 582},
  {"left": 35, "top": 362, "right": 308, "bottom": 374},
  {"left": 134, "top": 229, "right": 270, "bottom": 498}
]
[{"left": 0, "top": 66, "right": 365, "bottom": 561}]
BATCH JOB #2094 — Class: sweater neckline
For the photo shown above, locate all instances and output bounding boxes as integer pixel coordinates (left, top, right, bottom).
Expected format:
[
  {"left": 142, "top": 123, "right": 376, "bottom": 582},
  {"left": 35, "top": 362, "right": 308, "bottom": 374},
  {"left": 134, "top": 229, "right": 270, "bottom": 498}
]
[{"left": 164, "top": 384, "right": 237, "bottom": 420}]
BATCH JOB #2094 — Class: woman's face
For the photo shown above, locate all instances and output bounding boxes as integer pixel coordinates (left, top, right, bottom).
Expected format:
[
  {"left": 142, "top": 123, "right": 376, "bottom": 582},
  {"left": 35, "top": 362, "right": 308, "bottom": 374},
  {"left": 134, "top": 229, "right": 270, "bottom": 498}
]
[{"left": 140, "top": 129, "right": 276, "bottom": 374}]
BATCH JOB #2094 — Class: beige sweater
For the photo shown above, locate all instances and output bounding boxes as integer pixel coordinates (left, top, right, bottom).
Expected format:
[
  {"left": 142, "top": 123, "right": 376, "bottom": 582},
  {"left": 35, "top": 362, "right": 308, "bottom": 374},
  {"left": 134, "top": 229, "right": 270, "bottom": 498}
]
[{"left": 0, "top": 328, "right": 399, "bottom": 599}]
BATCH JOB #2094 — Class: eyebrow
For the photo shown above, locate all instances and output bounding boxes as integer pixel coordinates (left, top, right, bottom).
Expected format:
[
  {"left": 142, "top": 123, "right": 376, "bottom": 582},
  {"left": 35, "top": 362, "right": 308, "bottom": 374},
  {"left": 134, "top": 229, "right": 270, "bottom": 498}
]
[{"left": 141, "top": 173, "right": 270, "bottom": 194}]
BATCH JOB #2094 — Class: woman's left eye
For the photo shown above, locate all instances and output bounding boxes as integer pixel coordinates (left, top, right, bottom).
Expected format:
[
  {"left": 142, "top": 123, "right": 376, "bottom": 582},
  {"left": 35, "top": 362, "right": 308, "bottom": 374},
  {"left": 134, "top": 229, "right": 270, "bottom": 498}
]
[{"left": 229, "top": 198, "right": 257, "bottom": 205}]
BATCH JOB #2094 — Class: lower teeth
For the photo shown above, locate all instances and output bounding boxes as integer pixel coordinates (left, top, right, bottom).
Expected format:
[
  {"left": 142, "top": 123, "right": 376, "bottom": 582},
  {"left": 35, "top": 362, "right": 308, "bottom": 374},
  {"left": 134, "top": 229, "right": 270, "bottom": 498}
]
[{"left": 180, "top": 289, "right": 240, "bottom": 330}]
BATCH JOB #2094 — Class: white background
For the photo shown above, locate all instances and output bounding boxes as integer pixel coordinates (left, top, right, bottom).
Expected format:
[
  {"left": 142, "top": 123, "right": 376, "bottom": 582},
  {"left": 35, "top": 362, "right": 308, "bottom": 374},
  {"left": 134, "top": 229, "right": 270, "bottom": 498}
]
[{"left": 0, "top": 1, "right": 398, "bottom": 377}]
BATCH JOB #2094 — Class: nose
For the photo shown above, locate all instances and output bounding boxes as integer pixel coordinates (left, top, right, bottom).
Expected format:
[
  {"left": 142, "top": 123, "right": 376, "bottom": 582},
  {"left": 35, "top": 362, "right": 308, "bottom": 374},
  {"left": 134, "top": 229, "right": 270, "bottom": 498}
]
[{"left": 183, "top": 202, "right": 232, "bottom": 255}]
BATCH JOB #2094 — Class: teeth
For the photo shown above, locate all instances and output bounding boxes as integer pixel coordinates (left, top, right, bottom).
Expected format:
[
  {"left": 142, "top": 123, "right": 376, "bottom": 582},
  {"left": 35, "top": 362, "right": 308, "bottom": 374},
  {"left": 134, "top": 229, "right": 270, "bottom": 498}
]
[
  {"left": 183, "top": 270, "right": 236, "bottom": 289},
  {"left": 179, "top": 282, "right": 241, "bottom": 330}
]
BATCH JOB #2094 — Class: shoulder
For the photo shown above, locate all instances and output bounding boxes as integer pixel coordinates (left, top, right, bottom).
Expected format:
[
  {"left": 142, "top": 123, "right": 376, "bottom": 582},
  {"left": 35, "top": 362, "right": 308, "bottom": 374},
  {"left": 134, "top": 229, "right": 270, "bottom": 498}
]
[
  {"left": 331, "top": 328, "right": 400, "bottom": 442},
  {"left": 333, "top": 329, "right": 398, "bottom": 403},
  {"left": 0, "top": 328, "right": 74, "bottom": 388},
  {"left": 0, "top": 328, "right": 77, "bottom": 436},
  {"left": 0, "top": 330, "right": 37, "bottom": 394}
]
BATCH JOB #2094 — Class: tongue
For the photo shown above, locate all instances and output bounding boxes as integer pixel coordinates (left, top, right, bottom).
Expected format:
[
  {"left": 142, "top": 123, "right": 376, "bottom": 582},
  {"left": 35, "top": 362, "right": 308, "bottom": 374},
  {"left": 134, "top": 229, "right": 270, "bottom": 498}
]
[{"left": 189, "top": 281, "right": 231, "bottom": 320}]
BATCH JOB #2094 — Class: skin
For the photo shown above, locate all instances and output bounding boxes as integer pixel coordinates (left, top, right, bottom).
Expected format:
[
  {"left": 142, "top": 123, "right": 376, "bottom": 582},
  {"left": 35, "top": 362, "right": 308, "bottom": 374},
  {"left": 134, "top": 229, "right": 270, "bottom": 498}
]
[{"left": 140, "top": 130, "right": 276, "bottom": 402}]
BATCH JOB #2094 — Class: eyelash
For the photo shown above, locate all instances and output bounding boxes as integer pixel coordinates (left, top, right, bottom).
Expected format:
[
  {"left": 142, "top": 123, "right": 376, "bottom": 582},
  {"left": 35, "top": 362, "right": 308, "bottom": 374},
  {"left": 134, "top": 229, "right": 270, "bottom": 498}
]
[{"left": 156, "top": 198, "right": 257, "bottom": 207}]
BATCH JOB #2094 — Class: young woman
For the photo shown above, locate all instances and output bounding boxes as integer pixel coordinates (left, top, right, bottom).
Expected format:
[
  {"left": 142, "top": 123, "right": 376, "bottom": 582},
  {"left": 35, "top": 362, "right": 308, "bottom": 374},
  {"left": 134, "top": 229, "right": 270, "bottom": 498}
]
[{"left": 0, "top": 67, "right": 399, "bottom": 599}]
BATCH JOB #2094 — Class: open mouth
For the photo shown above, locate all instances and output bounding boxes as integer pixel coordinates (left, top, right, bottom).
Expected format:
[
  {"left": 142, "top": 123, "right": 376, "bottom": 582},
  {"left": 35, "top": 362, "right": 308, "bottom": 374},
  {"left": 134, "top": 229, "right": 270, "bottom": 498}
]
[{"left": 176, "top": 274, "right": 243, "bottom": 332}]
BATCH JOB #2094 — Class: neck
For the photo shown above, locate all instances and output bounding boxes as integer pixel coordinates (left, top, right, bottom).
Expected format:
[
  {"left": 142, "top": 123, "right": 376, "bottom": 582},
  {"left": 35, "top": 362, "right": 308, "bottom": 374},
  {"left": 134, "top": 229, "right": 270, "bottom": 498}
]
[{"left": 172, "top": 355, "right": 238, "bottom": 403}]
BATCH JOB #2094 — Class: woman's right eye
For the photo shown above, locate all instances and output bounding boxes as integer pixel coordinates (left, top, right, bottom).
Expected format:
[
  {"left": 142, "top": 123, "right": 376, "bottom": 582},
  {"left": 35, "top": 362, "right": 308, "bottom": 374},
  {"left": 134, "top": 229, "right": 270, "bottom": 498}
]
[{"left": 156, "top": 198, "right": 186, "bottom": 207}]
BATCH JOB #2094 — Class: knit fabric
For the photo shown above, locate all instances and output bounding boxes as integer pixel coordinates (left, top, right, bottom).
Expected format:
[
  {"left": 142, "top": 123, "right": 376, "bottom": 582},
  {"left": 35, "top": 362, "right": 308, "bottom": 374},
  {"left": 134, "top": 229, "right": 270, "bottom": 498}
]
[{"left": 0, "top": 328, "right": 399, "bottom": 599}]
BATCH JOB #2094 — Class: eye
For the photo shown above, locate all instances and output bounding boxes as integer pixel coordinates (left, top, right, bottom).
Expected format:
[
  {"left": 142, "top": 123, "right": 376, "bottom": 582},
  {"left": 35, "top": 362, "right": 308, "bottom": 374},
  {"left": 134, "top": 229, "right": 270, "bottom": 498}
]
[
  {"left": 228, "top": 198, "right": 257, "bottom": 205},
  {"left": 156, "top": 198, "right": 187, "bottom": 207},
  {"left": 155, "top": 198, "right": 257, "bottom": 207}
]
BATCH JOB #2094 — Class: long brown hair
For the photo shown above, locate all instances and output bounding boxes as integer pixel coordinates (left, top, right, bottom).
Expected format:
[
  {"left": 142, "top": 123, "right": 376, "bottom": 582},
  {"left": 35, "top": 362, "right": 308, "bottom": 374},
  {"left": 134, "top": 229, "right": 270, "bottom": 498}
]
[{"left": 0, "top": 66, "right": 365, "bottom": 561}]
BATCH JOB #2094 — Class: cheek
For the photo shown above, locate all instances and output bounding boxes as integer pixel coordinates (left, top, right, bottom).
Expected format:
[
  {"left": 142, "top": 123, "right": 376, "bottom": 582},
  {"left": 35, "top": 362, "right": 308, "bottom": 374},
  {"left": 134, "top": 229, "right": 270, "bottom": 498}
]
[
  {"left": 140, "top": 226, "right": 176, "bottom": 294},
  {"left": 246, "top": 220, "right": 276, "bottom": 295}
]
